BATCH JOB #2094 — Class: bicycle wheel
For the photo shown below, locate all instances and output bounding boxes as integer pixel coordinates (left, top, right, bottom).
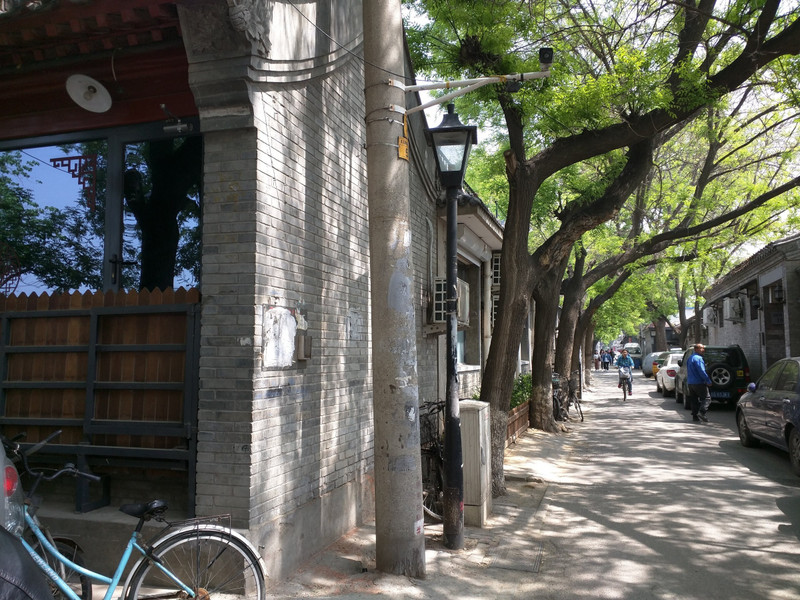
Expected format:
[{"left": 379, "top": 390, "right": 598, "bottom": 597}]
[
  {"left": 421, "top": 450, "right": 444, "bottom": 522},
  {"left": 125, "top": 528, "right": 266, "bottom": 600},
  {"left": 622, "top": 384, "right": 628, "bottom": 402},
  {"left": 32, "top": 539, "right": 93, "bottom": 600},
  {"left": 573, "top": 397, "right": 583, "bottom": 422}
]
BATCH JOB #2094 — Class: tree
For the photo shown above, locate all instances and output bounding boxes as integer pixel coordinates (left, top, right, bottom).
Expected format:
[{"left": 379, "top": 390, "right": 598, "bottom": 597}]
[
  {"left": 406, "top": 0, "right": 800, "bottom": 495},
  {"left": 0, "top": 151, "right": 103, "bottom": 292},
  {"left": 122, "top": 137, "right": 202, "bottom": 291}
]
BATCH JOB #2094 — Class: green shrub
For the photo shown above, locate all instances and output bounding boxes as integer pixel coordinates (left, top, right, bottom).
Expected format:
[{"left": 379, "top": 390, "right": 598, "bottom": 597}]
[{"left": 510, "top": 373, "right": 532, "bottom": 409}]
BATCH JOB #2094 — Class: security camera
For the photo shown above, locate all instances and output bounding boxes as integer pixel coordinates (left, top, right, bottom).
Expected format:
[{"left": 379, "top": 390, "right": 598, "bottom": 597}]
[{"left": 539, "top": 47, "right": 553, "bottom": 70}]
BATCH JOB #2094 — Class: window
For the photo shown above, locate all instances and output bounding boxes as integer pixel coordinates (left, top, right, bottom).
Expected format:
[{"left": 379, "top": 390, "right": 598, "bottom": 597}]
[
  {"left": 775, "top": 361, "right": 799, "bottom": 393},
  {"left": 757, "top": 361, "right": 784, "bottom": 392}
]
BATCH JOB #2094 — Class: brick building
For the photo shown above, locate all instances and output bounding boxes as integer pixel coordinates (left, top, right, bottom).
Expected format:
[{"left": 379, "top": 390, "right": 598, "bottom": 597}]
[
  {"left": 0, "top": 0, "right": 506, "bottom": 578},
  {"left": 703, "top": 233, "right": 800, "bottom": 380}
]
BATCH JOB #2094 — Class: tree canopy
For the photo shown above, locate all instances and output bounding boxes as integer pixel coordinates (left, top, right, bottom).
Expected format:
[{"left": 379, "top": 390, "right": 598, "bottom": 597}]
[{"left": 404, "top": 0, "right": 800, "bottom": 495}]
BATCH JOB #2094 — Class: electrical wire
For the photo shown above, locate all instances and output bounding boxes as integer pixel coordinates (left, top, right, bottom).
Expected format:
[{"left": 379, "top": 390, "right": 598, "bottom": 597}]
[
  {"left": 18, "top": 149, "right": 70, "bottom": 175},
  {"left": 284, "top": 0, "right": 416, "bottom": 83}
]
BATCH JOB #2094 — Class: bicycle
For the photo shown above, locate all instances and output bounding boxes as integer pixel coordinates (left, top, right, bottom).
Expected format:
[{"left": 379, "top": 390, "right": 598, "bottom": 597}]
[
  {"left": 567, "top": 370, "right": 583, "bottom": 422},
  {"left": 3, "top": 431, "right": 267, "bottom": 600},
  {"left": 419, "top": 400, "right": 446, "bottom": 522},
  {"left": 552, "top": 373, "right": 569, "bottom": 422},
  {"left": 618, "top": 365, "right": 632, "bottom": 401}
]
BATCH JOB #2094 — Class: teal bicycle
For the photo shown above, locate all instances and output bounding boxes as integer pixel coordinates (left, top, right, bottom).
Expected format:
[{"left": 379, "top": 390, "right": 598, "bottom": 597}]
[{"left": 3, "top": 432, "right": 267, "bottom": 600}]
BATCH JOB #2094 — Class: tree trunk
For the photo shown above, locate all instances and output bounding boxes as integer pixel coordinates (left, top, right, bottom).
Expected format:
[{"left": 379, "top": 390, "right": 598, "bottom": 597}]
[
  {"left": 582, "top": 323, "right": 595, "bottom": 386},
  {"left": 529, "top": 255, "right": 570, "bottom": 431},
  {"left": 553, "top": 248, "right": 586, "bottom": 380},
  {"left": 362, "top": 0, "right": 425, "bottom": 577}
]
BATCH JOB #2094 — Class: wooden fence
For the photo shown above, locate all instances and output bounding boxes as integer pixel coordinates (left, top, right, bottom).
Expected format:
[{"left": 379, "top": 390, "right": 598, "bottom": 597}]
[
  {"left": 506, "top": 401, "right": 530, "bottom": 447},
  {"left": 0, "top": 288, "right": 200, "bottom": 512}
]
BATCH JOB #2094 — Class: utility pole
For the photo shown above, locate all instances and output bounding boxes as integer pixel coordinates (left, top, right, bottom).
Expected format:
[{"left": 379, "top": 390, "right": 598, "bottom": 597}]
[{"left": 362, "top": 0, "right": 426, "bottom": 577}]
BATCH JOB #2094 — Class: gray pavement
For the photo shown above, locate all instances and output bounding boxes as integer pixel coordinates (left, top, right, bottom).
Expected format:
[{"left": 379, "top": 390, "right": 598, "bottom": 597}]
[{"left": 265, "top": 369, "right": 800, "bottom": 599}]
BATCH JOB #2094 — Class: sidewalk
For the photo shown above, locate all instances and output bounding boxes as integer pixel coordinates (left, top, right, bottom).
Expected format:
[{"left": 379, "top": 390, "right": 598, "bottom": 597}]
[{"left": 265, "top": 390, "right": 588, "bottom": 599}]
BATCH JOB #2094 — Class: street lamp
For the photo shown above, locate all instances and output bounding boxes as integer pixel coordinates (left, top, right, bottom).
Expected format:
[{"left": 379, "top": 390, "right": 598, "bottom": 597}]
[{"left": 429, "top": 103, "right": 477, "bottom": 550}]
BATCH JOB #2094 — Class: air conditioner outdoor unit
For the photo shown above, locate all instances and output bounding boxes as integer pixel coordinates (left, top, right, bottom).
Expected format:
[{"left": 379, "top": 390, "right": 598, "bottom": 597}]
[
  {"left": 723, "top": 297, "right": 743, "bottom": 322},
  {"left": 457, "top": 278, "right": 470, "bottom": 326},
  {"left": 431, "top": 277, "right": 469, "bottom": 326},
  {"left": 703, "top": 306, "right": 717, "bottom": 325}
]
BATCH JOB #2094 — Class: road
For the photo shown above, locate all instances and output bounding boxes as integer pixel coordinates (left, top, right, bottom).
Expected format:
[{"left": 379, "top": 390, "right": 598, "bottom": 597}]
[{"left": 537, "top": 368, "right": 800, "bottom": 599}]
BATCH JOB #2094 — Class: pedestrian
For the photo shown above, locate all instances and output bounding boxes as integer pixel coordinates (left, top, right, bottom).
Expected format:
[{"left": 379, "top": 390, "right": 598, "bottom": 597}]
[
  {"left": 593, "top": 351, "right": 600, "bottom": 370},
  {"left": 616, "top": 348, "right": 635, "bottom": 397},
  {"left": 687, "top": 343, "right": 712, "bottom": 422},
  {"left": 601, "top": 350, "right": 611, "bottom": 370}
]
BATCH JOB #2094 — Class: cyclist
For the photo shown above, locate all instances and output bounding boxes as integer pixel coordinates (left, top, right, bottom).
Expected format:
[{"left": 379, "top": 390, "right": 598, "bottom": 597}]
[{"left": 616, "top": 348, "right": 635, "bottom": 398}]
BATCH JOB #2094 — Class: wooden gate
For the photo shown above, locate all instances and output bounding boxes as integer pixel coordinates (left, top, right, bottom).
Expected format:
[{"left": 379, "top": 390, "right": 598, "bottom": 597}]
[{"left": 0, "top": 288, "right": 200, "bottom": 513}]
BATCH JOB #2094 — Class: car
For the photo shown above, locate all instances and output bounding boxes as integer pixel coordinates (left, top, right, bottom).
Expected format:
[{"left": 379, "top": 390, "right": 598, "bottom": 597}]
[
  {"left": 736, "top": 357, "right": 800, "bottom": 475},
  {"left": 642, "top": 351, "right": 663, "bottom": 377},
  {"left": 674, "top": 344, "right": 751, "bottom": 409},
  {"left": 624, "top": 343, "right": 643, "bottom": 369},
  {"left": 655, "top": 351, "right": 683, "bottom": 397}
]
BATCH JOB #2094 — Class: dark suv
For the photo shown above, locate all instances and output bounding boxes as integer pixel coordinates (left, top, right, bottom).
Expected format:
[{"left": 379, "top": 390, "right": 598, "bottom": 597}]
[{"left": 675, "top": 345, "right": 751, "bottom": 409}]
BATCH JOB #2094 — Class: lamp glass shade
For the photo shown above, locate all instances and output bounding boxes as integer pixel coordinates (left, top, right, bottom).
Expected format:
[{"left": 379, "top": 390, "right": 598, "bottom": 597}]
[
  {"left": 429, "top": 104, "right": 477, "bottom": 189},
  {"left": 432, "top": 130, "right": 470, "bottom": 173}
]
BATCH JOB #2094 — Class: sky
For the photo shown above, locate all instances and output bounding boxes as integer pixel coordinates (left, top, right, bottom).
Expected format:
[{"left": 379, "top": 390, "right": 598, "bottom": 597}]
[{"left": 18, "top": 146, "right": 81, "bottom": 211}]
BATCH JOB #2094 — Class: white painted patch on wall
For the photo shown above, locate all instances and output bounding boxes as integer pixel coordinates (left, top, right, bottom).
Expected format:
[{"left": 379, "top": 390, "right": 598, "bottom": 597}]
[
  {"left": 263, "top": 306, "right": 297, "bottom": 368},
  {"left": 347, "top": 308, "right": 363, "bottom": 340}
]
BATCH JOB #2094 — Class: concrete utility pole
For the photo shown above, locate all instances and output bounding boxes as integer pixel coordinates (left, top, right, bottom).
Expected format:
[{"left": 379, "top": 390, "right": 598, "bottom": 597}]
[{"left": 362, "top": 0, "right": 426, "bottom": 577}]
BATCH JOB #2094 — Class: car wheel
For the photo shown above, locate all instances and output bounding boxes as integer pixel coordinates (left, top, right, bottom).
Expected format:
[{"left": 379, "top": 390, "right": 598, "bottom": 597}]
[
  {"left": 708, "top": 363, "right": 734, "bottom": 388},
  {"left": 789, "top": 429, "right": 800, "bottom": 476},
  {"left": 737, "top": 410, "right": 758, "bottom": 448},
  {"left": 656, "top": 379, "right": 662, "bottom": 393}
]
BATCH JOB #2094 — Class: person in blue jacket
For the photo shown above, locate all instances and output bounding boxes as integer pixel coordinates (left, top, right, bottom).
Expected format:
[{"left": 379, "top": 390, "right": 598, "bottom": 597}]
[
  {"left": 687, "top": 343, "right": 712, "bottom": 422},
  {"left": 616, "top": 349, "right": 635, "bottom": 397}
]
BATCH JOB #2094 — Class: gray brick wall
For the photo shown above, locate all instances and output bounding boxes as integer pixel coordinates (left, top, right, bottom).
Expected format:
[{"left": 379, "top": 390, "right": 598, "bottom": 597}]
[{"left": 198, "top": 53, "right": 376, "bottom": 576}]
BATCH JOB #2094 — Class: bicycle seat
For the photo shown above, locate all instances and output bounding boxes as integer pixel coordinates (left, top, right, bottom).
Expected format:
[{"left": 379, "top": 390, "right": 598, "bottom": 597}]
[{"left": 119, "top": 499, "right": 169, "bottom": 520}]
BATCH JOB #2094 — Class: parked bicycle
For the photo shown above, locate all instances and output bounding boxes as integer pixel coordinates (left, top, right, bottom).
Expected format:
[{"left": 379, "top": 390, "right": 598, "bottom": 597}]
[
  {"left": 3, "top": 431, "right": 267, "bottom": 600},
  {"left": 419, "top": 400, "right": 446, "bottom": 522},
  {"left": 552, "top": 373, "right": 569, "bottom": 422},
  {"left": 567, "top": 370, "right": 584, "bottom": 422}
]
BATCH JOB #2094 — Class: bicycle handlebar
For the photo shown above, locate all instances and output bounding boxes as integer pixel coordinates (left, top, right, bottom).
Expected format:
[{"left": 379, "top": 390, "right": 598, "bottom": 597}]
[
  {"left": 2, "top": 429, "right": 100, "bottom": 483},
  {"left": 24, "top": 429, "right": 62, "bottom": 457},
  {"left": 39, "top": 463, "right": 102, "bottom": 483}
]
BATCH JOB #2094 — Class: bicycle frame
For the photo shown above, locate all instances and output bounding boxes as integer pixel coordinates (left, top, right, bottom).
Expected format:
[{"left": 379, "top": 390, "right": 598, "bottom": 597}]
[{"left": 20, "top": 505, "right": 196, "bottom": 600}]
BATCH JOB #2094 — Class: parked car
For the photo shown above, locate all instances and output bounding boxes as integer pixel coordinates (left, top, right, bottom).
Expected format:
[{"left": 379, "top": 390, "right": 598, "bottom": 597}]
[
  {"left": 736, "top": 357, "right": 800, "bottom": 475},
  {"left": 642, "top": 351, "right": 663, "bottom": 377},
  {"left": 655, "top": 351, "right": 683, "bottom": 397},
  {"left": 675, "top": 345, "right": 751, "bottom": 409}
]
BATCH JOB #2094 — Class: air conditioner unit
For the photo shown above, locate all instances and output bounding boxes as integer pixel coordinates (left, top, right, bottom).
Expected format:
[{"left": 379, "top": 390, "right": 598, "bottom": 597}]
[
  {"left": 431, "top": 277, "right": 469, "bottom": 326},
  {"left": 723, "top": 297, "right": 743, "bottom": 322},
  {"left": 457, "top": 278, "right": 470, "bottom": 326},
  {"left": 703, "top": 306, "right": 717, "bottom": 325}
]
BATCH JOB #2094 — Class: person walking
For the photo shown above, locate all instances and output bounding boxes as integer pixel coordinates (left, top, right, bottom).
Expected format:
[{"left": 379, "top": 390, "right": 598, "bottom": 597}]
[
  {"left": 616, "top": 348, "right": 635, "bottom": 398},
  {"left": 601, "top": 350, "right": 611, "bottom": 370},
  {"left": 593, "top": 351, "right": 600, "bottom": 371},
  {"left": 687, "top": 343, "right": 712, "bottom": 422}
]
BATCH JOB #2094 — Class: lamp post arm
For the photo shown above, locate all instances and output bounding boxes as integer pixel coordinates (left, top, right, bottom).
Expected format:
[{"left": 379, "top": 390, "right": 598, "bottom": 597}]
[{"left": 398, "top": 70, "right": 551, "bottom": 115}]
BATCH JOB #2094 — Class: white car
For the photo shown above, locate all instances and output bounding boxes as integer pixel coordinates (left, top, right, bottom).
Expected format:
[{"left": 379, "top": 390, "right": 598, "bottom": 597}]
[{"left": 655, "top": 352, "right": 683, "bottom": 397}]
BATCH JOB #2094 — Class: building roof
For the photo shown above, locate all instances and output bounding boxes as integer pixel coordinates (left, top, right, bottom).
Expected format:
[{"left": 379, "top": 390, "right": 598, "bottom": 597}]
[{"left": 705, "top": 232, "right": 800, "bottom": 298}]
